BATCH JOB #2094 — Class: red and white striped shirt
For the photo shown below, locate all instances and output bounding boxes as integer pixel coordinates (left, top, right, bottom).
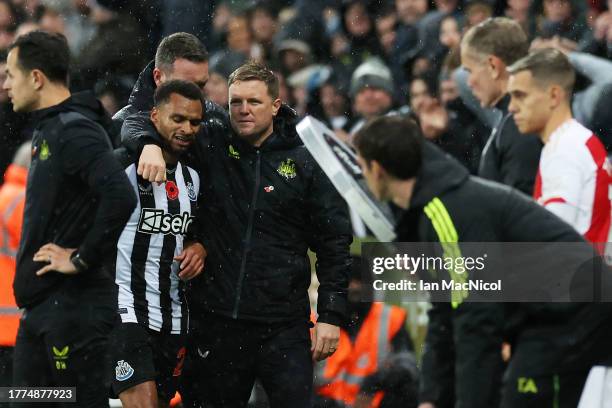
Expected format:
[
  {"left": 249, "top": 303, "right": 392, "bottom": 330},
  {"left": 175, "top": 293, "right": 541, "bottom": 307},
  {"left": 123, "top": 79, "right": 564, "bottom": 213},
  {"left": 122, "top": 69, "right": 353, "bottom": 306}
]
[{"left": 533, "top": 119, "right": 611, "bottom": 244}]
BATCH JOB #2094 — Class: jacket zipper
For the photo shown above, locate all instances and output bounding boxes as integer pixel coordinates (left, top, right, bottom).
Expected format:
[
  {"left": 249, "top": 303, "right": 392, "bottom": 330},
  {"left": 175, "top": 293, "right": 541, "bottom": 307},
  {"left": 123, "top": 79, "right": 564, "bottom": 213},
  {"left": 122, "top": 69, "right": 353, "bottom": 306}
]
[{"left": 232, "top": 150, "right": 261, "bottom": 318}]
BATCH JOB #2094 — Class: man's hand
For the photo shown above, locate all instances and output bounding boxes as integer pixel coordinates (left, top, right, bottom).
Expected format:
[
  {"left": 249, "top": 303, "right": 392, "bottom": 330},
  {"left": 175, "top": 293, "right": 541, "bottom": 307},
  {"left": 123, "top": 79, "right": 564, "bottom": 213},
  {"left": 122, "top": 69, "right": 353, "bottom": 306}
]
[
  {"left": 311, "top": 322, "right": 340, "bottom": 361},
  {"left": 138, "top": 144, "right": 166, "bottom": 183},
  {"left": 175, "top": 242, "right": 206, "bottom": 280},
  {"left": 33, "top": 243, "right": 77, "bottom": 276}
]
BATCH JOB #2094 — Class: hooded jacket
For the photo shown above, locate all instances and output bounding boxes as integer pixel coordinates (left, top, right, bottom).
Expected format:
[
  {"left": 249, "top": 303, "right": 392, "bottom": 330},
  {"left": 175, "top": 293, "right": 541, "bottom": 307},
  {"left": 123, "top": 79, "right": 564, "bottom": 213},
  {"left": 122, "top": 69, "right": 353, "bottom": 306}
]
[
  {"left": 397, "top": 142, "right": 612, "bottom": 408},
  {"left": 121, "top": 106, "right": 352, "bottom": 326},
  {"left": 14, "top": 91, "right": 136, "bottom": 308},
  {"left": 112, "top": 60, "right": 227, "bottom": 147}
]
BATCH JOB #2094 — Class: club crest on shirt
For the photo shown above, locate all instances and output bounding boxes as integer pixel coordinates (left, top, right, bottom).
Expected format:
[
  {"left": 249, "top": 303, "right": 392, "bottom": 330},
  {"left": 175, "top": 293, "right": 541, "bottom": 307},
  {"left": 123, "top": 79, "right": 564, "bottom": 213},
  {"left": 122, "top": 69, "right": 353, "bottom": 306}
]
[
  {"left": 186, "top": 181, "right": 197, "bottom": 201},
  {"left": 115, "top": 360, "right": 134, "bottom": 381}
]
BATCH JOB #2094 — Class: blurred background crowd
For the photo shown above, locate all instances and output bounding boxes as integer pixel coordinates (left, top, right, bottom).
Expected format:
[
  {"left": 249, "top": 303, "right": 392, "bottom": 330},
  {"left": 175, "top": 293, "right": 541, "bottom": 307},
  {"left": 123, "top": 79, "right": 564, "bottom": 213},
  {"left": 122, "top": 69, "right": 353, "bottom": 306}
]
[{"left": 2, "top": 0, "right": 612, "bottom": 179}]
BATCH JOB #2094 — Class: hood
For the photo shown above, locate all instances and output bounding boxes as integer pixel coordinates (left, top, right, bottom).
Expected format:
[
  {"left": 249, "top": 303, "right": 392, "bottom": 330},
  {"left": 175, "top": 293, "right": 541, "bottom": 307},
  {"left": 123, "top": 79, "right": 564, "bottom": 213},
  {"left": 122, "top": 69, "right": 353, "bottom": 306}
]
[
  {"left": 409, "top": 141, "right": 470, "bottom": 208},
  {"left": 127, "top": 60, "right": 156, "bottom": 112},
  {"left": 32, "top": 91, "right": 115, "bottom": 136}
]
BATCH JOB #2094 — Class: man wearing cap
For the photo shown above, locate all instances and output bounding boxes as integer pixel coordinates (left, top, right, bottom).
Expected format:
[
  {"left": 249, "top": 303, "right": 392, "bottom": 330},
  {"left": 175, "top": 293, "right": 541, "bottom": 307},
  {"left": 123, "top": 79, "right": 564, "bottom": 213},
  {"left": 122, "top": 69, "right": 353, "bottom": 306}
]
[{"left": 348, "top": 58, "right": 396, "bottom": 135}]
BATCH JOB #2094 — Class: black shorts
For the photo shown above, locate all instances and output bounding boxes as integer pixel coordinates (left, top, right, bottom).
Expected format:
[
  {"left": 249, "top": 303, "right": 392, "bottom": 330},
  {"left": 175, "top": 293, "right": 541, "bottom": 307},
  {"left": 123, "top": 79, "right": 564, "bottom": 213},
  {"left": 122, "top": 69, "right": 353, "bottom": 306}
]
[
  {"left": 109, "top": 322, "right": 186, "bottom": 402},
  {"left": 12, "top": 281, "right": 116, "bottom": 408}
]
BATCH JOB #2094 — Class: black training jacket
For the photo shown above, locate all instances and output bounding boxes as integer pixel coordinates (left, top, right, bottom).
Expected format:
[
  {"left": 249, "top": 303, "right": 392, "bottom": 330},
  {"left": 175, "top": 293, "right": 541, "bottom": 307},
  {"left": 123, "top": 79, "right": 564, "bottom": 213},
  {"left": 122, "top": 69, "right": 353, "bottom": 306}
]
[
  {"left": 397, "top": 142, "right": 612, "bottom": 408},
  {"left": 121, "top": 107, "right": 352, "bottom": 326},
  {"left": 14, "top": 91, "right": 136, "bottom": 308},
  {"left": 112, "top": 60, "right": 226, "bottom": 147},
  {"left": 478, "top": 94, "right": 542, "bottom": 195}
]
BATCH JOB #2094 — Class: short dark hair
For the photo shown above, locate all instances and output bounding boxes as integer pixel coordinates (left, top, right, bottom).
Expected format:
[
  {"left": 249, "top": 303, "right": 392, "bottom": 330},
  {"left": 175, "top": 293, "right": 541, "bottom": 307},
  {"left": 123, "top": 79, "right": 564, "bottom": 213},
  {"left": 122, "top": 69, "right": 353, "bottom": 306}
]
[
  {"left": 507, "top": 48, "right": 576, "bottom": 95},
  {"left": 461, "top": 17, "right": 528, "bottom": 66},
  {"left": 228, "top": 60, "right": 279, "bottom": 99},
  {"left": 353, "top": 115, "right": 423, "bottom": 180},
  {"left": 155, "top": 32, "right": 208, "bottom": 71},
  {"left": 9, "top": 30, "right": 69, "bottom": 85},
  {"left": 154, "top": 79, "right": 204, "bottom": 108}
]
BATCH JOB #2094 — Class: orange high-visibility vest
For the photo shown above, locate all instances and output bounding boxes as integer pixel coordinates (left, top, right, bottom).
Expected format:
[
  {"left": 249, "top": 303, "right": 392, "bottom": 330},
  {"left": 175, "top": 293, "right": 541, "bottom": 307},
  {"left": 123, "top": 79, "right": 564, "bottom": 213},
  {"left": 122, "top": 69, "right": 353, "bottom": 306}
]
[
  {"left": 314, "top": 303, "right": 407, "bottom": 408},
  {"left": 0, "top": 164, "right": 26, "bottom": 347}
]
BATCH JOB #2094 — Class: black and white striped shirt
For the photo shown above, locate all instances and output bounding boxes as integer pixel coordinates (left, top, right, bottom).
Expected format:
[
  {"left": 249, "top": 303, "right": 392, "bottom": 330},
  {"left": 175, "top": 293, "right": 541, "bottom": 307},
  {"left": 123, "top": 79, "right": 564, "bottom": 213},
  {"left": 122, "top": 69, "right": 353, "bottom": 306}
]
[{"left": 115, "top": 162, "right": 199, "bottom": 334}]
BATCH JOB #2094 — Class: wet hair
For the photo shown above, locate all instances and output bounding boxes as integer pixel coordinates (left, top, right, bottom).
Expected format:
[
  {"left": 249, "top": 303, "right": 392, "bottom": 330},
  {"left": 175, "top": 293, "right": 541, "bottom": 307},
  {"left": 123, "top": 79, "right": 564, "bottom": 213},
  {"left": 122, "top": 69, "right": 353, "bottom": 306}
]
[
  {"left": 507, "top": 48, "right": 576, "bottom": 95},
  {"left": 155, "top": 32, "right": 208, "bottom": 72},
  {"left": 461, "top": 17, "right": 528, "bottom": 65},
  {"left": 9, "top": 30, "right": 69, "bottom": 85},
  {"left": 353, "top": 115, "right": 423, "bottom": 180},
  {"left": 154, "top": 79, "right": 204, "bottom": 108},
  {"left": 228, "top": 60, "right": 279, "bottom": 99}
]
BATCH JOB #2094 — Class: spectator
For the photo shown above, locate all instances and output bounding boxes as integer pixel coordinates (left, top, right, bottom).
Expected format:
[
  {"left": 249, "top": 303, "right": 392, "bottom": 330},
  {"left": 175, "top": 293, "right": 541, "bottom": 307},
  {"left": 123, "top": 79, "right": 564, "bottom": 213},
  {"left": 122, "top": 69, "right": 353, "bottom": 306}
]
[
  {"left": 410, "top": 74, "right": 486, "bottom": 172},
  {"left": 334, "top": 0, "right": 384, "bottom": 75},
  {"left": 276, "top": 38, "right": 313, "bottom": 76},
  {"left": 375, "top": 6, "right": 399, "bottom": 58},
  {"left": 464, "top": 0, "right": 493, "bottom": 28},
  {"left": 75, "top": 3, "right": 148, "bottom": 91},
  {"left": 538, "top": 0, "right": 589, "bottom": 42},
  {"left": 94, "top": 76, "right": 131, "bottom": 116},
  {"left": 439, "top": 15, "right": 462, "bottom": 50},
  {"left": 248, "top": 1, "right": 280, "bottom": 66},
  {"left": 349, "top": 58, "right": 396, "bottom": 134},
  {"left": 308, "top": 73, "right": 352, "bottom": 133},
  {"left": 206, "top": 50, "right": 247, "bottom": 108},
  {"left": 0, "top": 0, "right": 23, "bottom": 51}
]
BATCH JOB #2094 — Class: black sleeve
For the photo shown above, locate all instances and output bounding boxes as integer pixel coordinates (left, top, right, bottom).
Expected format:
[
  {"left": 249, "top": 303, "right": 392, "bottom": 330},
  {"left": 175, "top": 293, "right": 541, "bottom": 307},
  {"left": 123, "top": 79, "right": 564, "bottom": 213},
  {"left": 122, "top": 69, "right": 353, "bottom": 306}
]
[
  {"left": 306, "top": 162, "right": 353, "bottom": 326},
  {"left": 120, "top": 111, "right": 162, "bottom": 154},
  {"left": 419, "top": 302, "right": 455, "bottom": 408},
  {"left": 498, "top": 120, "right": 542, "bottom": 195},
  {"left": 59, "top": 121, "right": 137, "bottom": 269}
]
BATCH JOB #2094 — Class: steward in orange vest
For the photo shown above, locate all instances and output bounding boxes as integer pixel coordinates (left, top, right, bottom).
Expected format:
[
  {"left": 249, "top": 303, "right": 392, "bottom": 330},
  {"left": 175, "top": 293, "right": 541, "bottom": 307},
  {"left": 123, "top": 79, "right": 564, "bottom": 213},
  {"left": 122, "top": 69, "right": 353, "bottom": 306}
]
[
  {"left": 0, "top": 161, "right": 28, "bottom": 345},
  {"left": 0, "top": 142, "right": 30, "bottom": 386},
  {"left": 314, "top": 257, "right": 418, "bottom": 408}
]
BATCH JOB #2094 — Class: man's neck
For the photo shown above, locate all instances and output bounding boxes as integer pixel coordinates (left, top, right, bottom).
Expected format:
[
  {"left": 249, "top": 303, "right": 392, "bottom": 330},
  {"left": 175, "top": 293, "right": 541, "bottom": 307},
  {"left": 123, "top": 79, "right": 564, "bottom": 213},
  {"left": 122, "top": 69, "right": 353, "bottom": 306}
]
[
  {"left": 389, "top": 178, "right": 416, "bottom": 210},
  {"left": 35, "top": 84, "right": 71, "bottom": 111},
  {"left": 541, "top": 105, "right": 573, "bottom": 144},
  {"left": 490, "top": 77, "right": 509, "bottom": 108}
]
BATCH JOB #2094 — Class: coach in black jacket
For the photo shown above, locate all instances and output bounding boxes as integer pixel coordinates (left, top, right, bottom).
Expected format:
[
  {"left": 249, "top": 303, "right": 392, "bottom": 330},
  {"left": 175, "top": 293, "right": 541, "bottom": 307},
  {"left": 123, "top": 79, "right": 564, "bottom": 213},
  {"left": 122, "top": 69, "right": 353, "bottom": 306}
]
[
  {"left": 122, "top": 61, "right": 352, "bottom": 407},
  {"left": 112, "top": 32, "right": 226, "bottom": 147},
  {"left": 460, "top": 18, "right": 542, "bottom": 195},
  {"left": 6, "top": 32, "right": 136, "bottom": 406},
  {"left": 354, "top": 116, "right": 612, "bottom": 408}
]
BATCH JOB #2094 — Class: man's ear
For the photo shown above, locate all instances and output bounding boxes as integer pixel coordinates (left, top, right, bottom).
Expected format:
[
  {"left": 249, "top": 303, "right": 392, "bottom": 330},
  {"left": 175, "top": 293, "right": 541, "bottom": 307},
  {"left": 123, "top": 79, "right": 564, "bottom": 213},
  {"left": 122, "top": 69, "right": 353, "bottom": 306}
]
[
  {"left": 487, "top": 55, "right": 506, "bottom": 80},
  {"left": 371, "top": 160, "right": 386, "bottom": 180},
  {"left": 152, "top": 68, "right": 164, "bottom": 87},
  {"left": 549, "top": 84, "right": 565, "bottom": 110},
  {"left": 271, "top": 98, "right": 281, "bottom": 116},
  {"left": 150, "top": 107, "right": 159, "bottom": 125},
  {"left": 31, "top": 69, "right": 45, "bottom": 91}
]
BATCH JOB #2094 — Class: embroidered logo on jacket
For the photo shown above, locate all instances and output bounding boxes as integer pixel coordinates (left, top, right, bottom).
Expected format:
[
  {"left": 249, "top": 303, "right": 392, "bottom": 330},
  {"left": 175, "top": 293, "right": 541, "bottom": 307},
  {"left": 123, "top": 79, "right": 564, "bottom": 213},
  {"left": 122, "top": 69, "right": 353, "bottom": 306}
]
[{"left": 277, "top": 159, "right": 297, "bottom": 179}]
